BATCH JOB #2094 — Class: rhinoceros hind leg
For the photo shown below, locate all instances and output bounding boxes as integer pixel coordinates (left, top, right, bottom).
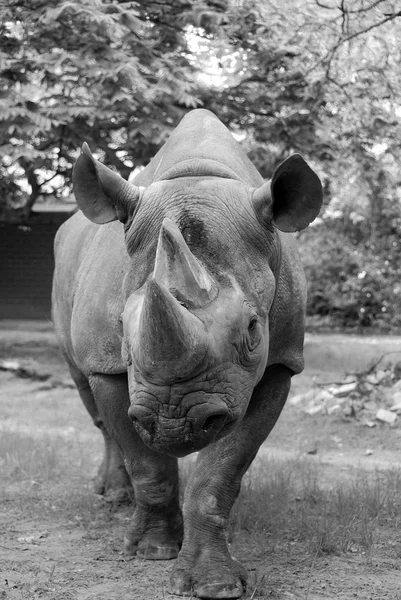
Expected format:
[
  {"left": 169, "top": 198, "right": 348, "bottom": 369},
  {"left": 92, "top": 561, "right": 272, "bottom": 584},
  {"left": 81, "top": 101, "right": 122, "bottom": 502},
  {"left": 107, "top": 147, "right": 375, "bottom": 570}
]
[
  {"left": 68, "top": 364, "right": 133, "bottom": 501},
  {"left": 94, "top": 425, "right": 133, "bottom": 504}
]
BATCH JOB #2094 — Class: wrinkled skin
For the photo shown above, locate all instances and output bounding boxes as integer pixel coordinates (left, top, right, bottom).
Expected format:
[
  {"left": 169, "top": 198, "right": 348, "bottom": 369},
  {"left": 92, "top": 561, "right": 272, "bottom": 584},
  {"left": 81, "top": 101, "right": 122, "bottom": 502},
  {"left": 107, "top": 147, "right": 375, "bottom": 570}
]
[{"left": 52, "top": 109, "right": 322, "bottom": 598}]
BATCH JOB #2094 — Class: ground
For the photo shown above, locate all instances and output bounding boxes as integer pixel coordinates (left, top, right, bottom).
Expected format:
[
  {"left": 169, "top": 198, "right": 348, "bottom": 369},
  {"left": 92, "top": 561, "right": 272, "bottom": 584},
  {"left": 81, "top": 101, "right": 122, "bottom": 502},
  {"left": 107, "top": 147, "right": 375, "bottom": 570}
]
[{"left": 1, "top": 321, "right": 401, "bottom": 599}]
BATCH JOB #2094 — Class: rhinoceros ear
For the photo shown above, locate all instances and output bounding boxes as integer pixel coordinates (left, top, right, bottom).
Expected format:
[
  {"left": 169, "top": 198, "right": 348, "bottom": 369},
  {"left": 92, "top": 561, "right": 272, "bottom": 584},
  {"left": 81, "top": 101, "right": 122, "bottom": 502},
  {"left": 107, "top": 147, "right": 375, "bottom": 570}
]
[
  {"left": 252, "top": 154, "right": 322, "bottom": 233},
  {"left": 72, "top": 142, "right": 142, "bottom": 224}
]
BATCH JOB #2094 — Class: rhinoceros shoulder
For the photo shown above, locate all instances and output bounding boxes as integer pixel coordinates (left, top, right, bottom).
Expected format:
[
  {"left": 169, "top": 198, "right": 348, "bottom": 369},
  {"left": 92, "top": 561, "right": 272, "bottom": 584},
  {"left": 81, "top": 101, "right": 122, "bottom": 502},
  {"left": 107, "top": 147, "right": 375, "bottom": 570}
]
[
  {"left": 53, "top": 212, "right": 128, "bottom": 376},
  {"left": 267, "top": 232, "right": 307, "bottom": 375}
]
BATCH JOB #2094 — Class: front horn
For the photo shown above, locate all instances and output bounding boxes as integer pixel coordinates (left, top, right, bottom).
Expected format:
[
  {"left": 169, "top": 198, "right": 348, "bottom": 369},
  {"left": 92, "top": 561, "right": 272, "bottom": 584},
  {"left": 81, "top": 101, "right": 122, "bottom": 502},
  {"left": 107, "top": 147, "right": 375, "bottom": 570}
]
[{"left": 134, "top": 278, "right": 208, "bottom": 382}]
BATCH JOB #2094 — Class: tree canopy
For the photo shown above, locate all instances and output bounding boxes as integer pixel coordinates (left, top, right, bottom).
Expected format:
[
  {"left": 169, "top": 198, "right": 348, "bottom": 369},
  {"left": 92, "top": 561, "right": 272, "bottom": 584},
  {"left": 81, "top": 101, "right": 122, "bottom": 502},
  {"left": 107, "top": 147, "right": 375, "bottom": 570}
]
[
  {"left": 0, "top": 0, "right": 204, "bottom": 216},
  {"left": 1, "top": 0, "right": 400, "bottom": 212},
  {"left": 1, "top": 0, "right": 401, "bottom": 328}
]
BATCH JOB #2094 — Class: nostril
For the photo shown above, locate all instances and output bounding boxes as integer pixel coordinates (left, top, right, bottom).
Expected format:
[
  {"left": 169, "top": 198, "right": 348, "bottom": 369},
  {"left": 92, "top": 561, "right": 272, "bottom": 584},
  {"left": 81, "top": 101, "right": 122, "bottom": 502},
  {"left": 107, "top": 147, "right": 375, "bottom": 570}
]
[
  {"left": 128, "top": 405, "right": 139, "bottom": 422},
  {"left": 128, "top": 405, "right": 156, "bottom": 436},
  {"left": 186, "top": 399, "right": 230, "bottom": 437},
  {"left": 201, "top": 411, "right": 228, "bottom": 434}
]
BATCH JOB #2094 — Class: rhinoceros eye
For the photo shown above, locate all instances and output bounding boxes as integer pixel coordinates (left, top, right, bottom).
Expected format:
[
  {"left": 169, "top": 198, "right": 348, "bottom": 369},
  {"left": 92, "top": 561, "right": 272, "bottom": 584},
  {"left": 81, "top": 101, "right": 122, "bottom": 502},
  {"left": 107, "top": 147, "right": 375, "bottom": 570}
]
[
  {"left": 246, "top": 317, "right": 260, "bottom": 352},
  {"left": 248, "top": 318, "right": 257, "bottom": 332}
]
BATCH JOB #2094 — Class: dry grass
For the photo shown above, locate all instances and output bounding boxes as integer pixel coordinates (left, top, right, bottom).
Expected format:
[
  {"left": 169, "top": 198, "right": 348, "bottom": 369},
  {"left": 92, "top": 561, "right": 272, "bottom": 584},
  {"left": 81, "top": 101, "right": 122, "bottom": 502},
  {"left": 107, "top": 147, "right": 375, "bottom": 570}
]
[
  {"left": 231, "top": 457, "right": 401, "bottom": 563},
  {"left": 3, "top": 429, "right": 401, "bottom": 560},
  {"left": 2, "top": 423, "right": 401, "bottom": 600},
  {"left": 0, "top": 427, "right": 100, "bottom": 522},
  {"left": 2, "top": 329, "right": 401, "bottom": 597}
]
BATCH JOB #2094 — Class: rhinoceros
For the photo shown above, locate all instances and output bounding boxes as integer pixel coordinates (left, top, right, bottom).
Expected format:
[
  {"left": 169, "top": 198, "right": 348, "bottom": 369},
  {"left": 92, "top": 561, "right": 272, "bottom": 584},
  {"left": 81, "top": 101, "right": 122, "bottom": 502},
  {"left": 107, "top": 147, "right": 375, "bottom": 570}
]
[{"left": 52, "top": 109, "right": 322, "bottom": 599}]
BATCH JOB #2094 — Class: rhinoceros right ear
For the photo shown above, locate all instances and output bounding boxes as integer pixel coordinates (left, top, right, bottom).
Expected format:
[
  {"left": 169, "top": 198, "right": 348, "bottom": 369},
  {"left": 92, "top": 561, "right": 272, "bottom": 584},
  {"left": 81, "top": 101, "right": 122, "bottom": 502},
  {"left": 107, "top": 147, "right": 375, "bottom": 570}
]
[
  {"left": 252, "top": 154, "right": 322, "bottom": 233},
  {"left": 72, "top": 143, "right": 142, "bottom": 224}
]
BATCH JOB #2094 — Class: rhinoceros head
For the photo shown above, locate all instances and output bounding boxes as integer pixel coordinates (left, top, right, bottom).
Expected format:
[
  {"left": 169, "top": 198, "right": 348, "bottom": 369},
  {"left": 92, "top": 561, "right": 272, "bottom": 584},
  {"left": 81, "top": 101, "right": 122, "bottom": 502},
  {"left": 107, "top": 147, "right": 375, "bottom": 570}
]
[{"left": 73, "top": 112, "right": 322, "bottom": 456}]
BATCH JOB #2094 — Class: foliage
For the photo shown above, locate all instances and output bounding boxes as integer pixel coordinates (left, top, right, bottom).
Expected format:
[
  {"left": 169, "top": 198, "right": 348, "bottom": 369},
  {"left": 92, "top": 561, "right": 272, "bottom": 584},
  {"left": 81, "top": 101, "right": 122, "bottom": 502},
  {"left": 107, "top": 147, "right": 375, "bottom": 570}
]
[
  {"left": 1, "top": 0, "right": 401, "bottom": 329},
  {"left": 0, "top": 0, "right": 209, "bottom": 217},
  {"left": 299, "top": 214, "right": 401, "bottom": 330},
  {"left": 198, "top": 0, "right": 401, "bottom": 330},
  {"left": 2, "top": 0, "right": 400, "bottom": 214},
  {"left": 198, "top": 1, "right": 401, "bottom": 173}
]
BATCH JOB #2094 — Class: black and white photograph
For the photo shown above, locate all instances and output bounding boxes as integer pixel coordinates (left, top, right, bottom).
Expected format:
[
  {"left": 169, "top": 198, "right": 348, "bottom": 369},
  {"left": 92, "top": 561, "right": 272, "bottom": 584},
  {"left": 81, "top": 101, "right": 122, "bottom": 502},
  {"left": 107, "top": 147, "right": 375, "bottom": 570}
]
[{"left": 1, "top": 1, "right": 401, "bottom": 598}]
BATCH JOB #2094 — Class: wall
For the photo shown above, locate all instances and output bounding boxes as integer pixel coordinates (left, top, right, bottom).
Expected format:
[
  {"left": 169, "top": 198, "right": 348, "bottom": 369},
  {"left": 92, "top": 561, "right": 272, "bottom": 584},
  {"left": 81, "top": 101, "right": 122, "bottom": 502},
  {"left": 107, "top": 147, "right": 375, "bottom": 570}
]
[{"left": 0, "top": 213, "right": 71, "bottom": 320}]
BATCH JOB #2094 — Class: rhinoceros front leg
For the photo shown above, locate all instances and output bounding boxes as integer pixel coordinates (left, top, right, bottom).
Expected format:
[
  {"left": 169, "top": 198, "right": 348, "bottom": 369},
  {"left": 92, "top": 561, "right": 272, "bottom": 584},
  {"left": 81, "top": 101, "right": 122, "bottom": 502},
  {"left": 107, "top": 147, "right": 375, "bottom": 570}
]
[
  {"left": 171, "top": 365, "right": 292, "bottom": 599},
  {"left": 89, "top": 373, "right": 183, "bottom": 559}
]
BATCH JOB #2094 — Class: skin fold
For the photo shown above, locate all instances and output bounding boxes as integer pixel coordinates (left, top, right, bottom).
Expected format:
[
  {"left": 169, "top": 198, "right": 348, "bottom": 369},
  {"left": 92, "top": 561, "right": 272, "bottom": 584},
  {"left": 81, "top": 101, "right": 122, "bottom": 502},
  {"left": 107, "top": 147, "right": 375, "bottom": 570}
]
[{"left": 52, "top": 109, "right": 322, "bottom": 599}]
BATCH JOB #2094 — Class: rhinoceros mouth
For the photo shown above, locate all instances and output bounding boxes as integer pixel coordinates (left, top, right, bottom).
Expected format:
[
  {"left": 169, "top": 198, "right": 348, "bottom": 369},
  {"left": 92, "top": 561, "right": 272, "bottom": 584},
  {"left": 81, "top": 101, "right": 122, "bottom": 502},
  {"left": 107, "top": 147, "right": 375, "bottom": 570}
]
[
  {"left": 128, "top": 397, "right": 236, "bottom": 457},
  {"left": 132, "top": 423, "right": 233, "bottom": 458}
]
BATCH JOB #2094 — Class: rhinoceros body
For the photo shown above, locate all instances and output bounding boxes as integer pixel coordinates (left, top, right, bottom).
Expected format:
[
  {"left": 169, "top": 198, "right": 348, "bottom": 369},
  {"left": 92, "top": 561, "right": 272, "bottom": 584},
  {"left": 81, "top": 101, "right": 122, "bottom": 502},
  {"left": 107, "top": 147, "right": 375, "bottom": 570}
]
[{"left": 52, "top": 109, "right": 322, "bottom": 599}]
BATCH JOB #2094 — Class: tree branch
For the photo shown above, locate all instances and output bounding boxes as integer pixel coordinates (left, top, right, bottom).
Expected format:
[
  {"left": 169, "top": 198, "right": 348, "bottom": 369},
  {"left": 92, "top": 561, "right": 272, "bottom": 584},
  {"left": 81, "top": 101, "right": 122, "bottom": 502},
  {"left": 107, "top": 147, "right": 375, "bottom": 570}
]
[
  {"left": 18, "top": 158, "right": 41, "bottom": 218},
  {"left": 344, "top": 12, "right": 401, "bottom": 44},
  {"left": 303, "top": 8, "right": 401, "bottom": 82}
]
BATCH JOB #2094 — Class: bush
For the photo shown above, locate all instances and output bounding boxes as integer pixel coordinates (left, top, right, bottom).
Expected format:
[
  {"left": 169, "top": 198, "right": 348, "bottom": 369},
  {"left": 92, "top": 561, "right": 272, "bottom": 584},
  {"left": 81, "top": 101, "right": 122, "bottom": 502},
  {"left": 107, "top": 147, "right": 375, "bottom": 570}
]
[{"left": 298, "top": 220, "right": 401, "bottom": 331}]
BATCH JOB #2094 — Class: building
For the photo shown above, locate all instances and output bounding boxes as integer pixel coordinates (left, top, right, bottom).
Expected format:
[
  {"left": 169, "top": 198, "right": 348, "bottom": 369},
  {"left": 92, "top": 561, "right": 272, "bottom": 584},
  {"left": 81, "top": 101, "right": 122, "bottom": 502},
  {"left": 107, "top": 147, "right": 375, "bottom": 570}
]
[{"left": 0, "top": 202, "right": 76, "bottom": 320}]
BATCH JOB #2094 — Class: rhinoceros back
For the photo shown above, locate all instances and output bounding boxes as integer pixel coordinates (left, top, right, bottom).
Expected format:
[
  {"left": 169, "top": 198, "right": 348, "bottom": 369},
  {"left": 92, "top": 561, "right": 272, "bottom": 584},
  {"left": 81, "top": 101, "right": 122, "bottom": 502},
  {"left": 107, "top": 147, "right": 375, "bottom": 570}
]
[{"left": 133, "top": 109, "right": 264, "bottom": 187}]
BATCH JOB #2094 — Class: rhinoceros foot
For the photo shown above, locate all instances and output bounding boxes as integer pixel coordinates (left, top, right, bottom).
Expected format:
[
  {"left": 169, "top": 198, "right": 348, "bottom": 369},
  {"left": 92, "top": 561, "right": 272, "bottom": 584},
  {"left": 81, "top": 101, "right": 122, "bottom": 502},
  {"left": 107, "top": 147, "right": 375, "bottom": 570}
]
[
  {"left": 93, "top": 460, "right": 133, "bottom": 505},
  {"left": 123, "top": 505, "right": 183, "bottom": 560},
  {"left": 171, "top": 555, "right": 246, "bottom": 599}
]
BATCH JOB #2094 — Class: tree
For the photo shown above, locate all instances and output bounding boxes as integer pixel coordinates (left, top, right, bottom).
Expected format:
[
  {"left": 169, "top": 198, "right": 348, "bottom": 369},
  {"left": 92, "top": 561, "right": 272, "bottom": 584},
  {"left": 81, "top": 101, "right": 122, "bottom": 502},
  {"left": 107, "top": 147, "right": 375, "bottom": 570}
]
[
  {"left": 2, "top": 0, "right": 401, "bottom": 329},
  {"left": 194, "top": 0, "right": 401, "bottom": 329},
  {"left": 2, "top": 0, "right": 400, "bottom": 218},
  {"left": 0, "top": 0, "right": 220, "bottom": 218}
]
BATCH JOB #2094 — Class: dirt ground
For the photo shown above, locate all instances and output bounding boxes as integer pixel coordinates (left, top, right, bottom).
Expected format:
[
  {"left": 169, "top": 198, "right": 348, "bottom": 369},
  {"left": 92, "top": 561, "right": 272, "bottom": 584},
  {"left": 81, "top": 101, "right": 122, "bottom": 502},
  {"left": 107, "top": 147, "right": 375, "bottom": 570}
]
[{"left": 1, "top": 322, "right": 401, "bottom": 599}]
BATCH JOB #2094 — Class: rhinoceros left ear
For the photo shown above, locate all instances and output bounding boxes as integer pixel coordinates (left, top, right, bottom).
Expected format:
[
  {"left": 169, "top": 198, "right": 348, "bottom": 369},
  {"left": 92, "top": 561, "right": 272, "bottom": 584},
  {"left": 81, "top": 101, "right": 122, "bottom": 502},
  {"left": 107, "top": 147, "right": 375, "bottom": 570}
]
[
  {"left": 72, "top": 142, "right": 142, "bottom": 224},
  {"left": 252, "top": 154, "right": 322, "bottom": 233}
]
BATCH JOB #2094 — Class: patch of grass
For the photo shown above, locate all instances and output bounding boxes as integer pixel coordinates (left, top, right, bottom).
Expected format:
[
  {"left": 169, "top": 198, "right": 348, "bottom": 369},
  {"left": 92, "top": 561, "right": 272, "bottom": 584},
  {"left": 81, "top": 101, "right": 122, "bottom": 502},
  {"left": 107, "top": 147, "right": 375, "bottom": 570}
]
[
  {"left": 0, "top": 428, "right": 94, "bottom": 482},
  {"left": 245, "top": 571, "right": 271, "bottom": 600},
  {"left": 231, "top": 458, "right": 401, "bottom": 560},
  {"left": 0, "top": 427, "right": 101, "bottom": 522},
  {"left": 3, "top": 424, "right": 401, "bottom": 568},
  {"left": 1, "top": 429, "right": 65, "bottom": 482}
]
